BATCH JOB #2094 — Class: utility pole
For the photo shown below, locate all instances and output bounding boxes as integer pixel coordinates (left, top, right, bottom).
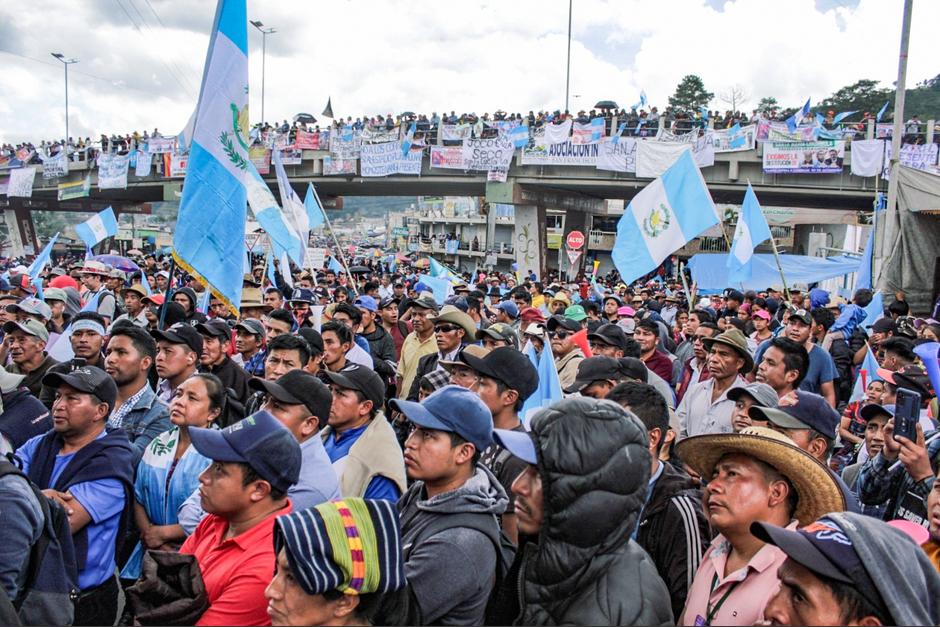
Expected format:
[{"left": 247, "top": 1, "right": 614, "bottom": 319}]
[
  {"left": 51, "top": 53, "right": 79, "bottom": 145},
  {"left": 565, "top": 0, "right": 572, "bottom": 113},
  {"left": 250, "top": 20, "right": 277, "bottom": 123},
  {"left": 874, "top": 0, "right": 913, "bottom": 286}
]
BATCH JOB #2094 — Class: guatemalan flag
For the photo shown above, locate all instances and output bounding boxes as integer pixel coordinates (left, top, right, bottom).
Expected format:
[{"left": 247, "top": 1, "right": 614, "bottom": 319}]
[
  {"left": 173, "top": 0, "right": 249, "bottom": 313},
  {"left": 612, "top": 151, "right": 719, "bottom": 285},
  {"left": 786, "top": 98, "right": 811, "bottom": 133},
  {"left": 75, "top": 206, "right": 118, "bottom": 250},
  {"left": 272, "top": 149, "right": 308, "bottom": 265},
  {"left": 304, "top": 183, "right": 325, "bottom": 230},
  {"left": 727, "top": 184, "right": 772, "bottom": 282}
]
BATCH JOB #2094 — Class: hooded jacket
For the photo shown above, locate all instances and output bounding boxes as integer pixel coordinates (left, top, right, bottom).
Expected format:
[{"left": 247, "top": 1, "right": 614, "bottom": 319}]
[
  {"left": 361, "top": 324, "right": 397, "bottom": 381},
  {"left": 398, "top": 464, "right": 508, "bottom": 625},
  {"left": 514, "top": 397, "right": 674, "bottom": 626}
]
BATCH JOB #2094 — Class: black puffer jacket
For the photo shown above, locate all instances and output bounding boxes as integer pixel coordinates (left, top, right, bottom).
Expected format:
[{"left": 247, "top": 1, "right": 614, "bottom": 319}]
[{"left": 515, "top": 397, "right": 674, "bottom": 626}]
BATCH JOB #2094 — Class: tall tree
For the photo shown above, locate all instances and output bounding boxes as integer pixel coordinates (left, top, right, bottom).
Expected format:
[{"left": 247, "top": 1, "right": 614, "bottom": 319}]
[
  {"left": 756, "top": 97, "right": 778, "bottom": 114},
  {"left": 818, "top": 79, "right": 892, "bottom": 115},
  {"left": 719, "top": 85, "right": 749, "bottom": 113},
  {"left": 668, "top": 75, "right": 714, "bottom": 112}
]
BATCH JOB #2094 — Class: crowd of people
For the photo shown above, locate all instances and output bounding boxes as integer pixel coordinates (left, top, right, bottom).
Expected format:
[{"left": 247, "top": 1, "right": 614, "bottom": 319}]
[{"left": 0, "top": 248, "right": 938, "bottom": 626}]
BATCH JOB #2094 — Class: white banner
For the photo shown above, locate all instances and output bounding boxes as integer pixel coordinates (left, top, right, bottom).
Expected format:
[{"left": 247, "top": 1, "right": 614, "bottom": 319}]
[
  {"left": 360, "top": 126, "right": 400, "bottom": 144},
  {"left": 42, "top": 151, "right": 69, "bottom": 179},
  {"left": 98, "top": 153, "right": 130, "bottom": 189},
  {"left": 461, "top": 136, "right": 514, "bottom": 171},
  {"left": 441, "top": 123, "right": 473, "bottom": 141},
  {"left": 596, "top": 138, "right": 637, "bottom": 173},
  {"left": 762, "top": 140, "right": 845, "bottom": 174},
  {"left": 542, "top": 120, "right": 572, "bottom": 145},
  {"left": 146, "top": 137, "right": 176, "bottom": 154},
  {"left": 710, "top": 124, "right": 757, "bottom": 152},
  {"left": 430, "top": 146, "right": 466, "bottom": 170},
  {"left": 636, "top": 142, "right": 691, "bottom": 178},
  {"left": 692, "top": 134, "right": 716, "bottom": 168},
  {"left": 329, "top": 132, "right": 361, "bottom": 159},
  {"left": 655, "top": 128, "right": 698, "bottom": 144},
  {"left": 6, "top": 167, "right": 36, "bottom": 197},
  {"left": 487, "top": 168, "right": 508, "bottom": 182},
  {"left": 849, "top": 139, "right": 884, "bottom": 177},
  {"left": 322, "top": 156, "right": 357, "bottom": 176},
  {"left": 304, "top": 247, "right": 326, "bottom": 270},
  {"left": 169, "top": 153, "right": 188, "bottom": 178},
  {"left": 360, "top": 141, "right": 422, "bottom": 177},
  {"left": 520, "top": 141, "right": 598, "bottom": 166},
  {"left": 883, "top": 142, "right": 939, "bottom": 179},
  {"left": 135, "top": 151, "right": 153, "bottom": 177},
  {"left": 279, "top": 148, "right": 303, "bottom": 165}
]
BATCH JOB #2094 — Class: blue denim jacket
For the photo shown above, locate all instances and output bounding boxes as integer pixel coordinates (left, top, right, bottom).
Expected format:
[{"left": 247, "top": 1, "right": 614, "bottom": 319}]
[{"left": 120, "top": 386, "right": 171, "bottom": 466}]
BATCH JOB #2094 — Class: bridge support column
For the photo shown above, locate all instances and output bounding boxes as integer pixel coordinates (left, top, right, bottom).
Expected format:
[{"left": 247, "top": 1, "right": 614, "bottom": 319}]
[
  {"left": 11, "top": 201, "right": 39, "bottom": 255},
  {"left": 512, "top": 204, "right": 546, "bottom": 280},
  {"left": 2, "top": 208, "right": 25, "bottom": 258}
]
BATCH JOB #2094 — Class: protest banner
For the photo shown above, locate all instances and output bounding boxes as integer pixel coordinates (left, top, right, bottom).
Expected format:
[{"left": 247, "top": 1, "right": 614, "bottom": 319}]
[
  {"left": 279, "top": 148, "right": 303, "bottom": 165},
  {"left": 135, "top": 151, "right": 153, "bottom": 177},
  {"left": 596, "top": 138, "right": 637, "bottom": 173},
  {"left": 360, "top": 126, "right": 400, "bottom": 144},
  {"left": 6, "top": 167, "right": 36, "bottom": 197},
  {"left": 98, "top": 153, "right": 130, "bottom": 189},
  {"left": 42, "top": 151, "right": 69, "bottom": 179},
  {"left": 15, "top": 147, "right": 33, "bottom": 162},
  {"left": 711, "top": 124, "right": 757, "bottom": 152},
  {"left": 655, "top": 128, "right": 698, "bottom": 144},
  {"left": 571, "top": 120, "right": 605, "bottom": 145},
  {"left": 756, "top": 120, "right": 818, "bottom": 142},
  {"left": 329, "top": 133, "right": 361, "bottom": 159},
  {"left": 304, "top": 247, "right": 326, "bottom": 270},
  {"left": 322, "top": 156, "right": 357, "bottom": 176},
  {"left": 58, "top": 175, "right": 91, "bottom": 201},
  {"left": 164, "top": 153, "right": 188, "bottom": 178},
  {"left": 487, "top": 168, "right": 508, "bottom": 182},
  {"left": 541, "top": 120, "right": 573, "bottom": 145},
  {"left": 294, "top": 129, "right": 322, "bottom": 150},
  {"left": 635, "top": 141, "right": 691, "bottom": 178},
  {"left": 521, "top": 141, "right": 598, "bottom": 166},
  {"left": 360, "top": 141, "right": 422, "bottom": 177},
  {"left": 146, "top": 137, "right": 176, "bottom": 154},
  {"left": 441, "top": 124, "right": 473, "bottom": 141},
  {"left": 882, "top": 142, "right": 939, "bottom": 179},
  {"left": 249, "top": 146, "right": 271, "bottom": 175},
  {"left": 461, "top": 136, "right": 514, "bottom": 171},
  {"left": 762, "top": 140, "right": 845, "bottom": 174},
  {"left": 430, "top": 146, "right": 466, "bottom": 169}
]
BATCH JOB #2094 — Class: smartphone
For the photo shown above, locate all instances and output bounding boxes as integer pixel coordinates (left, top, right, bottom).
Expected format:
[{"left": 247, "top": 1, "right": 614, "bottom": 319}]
[{"left": 893, "top": 387, "right": 921, "bottom": 442}]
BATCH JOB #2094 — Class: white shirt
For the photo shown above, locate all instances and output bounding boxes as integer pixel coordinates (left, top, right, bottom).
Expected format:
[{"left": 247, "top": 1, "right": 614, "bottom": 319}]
[
  {"left": 678, "top": 376, "right": 746, "bottom": 438},
  {"left": 346, "top": 343, "right": 374, "bottom": 369}
]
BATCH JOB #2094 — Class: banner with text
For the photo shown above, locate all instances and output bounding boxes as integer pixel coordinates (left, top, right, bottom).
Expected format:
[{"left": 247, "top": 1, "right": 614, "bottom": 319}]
[
  {"left": 42, "top": 151, "right": 69, "bottom": 179},
  {"left": 430, "top": 146, "right": 466, "bottom": 170},
  {"left": 762, "top": 140, "right": 845, "bottom": 174},
  {"left": 461, "top": 137, "right": 514, "bottom": 171},
  {"left": 249, "top": 146, "right": 271, "bottom": 175},
  {"left": 882, "top": 142, "right": 939, "bottom": 179},
  {"left": 279, "top": 148, "right": 303, "bottom": 166},
  {"left": 322, "top": 156, "right": 357, "bottom": 176},
  {"left": 596, "top": 138, "right": 637, "bottom": 173},
  {"left": 756, "top": 120, "right": 818, "bottom": 142},
  {"left": 98, "top": 153, "right": 130, "bottom": 189},
  {"left": 294, "top": 129, "right": 324, "bottom": 150},
  {"left": 711, "top": 124, "right": 757, "bottom": 152},
  {"left": 441, "top": 123, "right": 473, "bottom": 142},
  {"left": 146, "top": 137, "right": 176, "bottom": 154},
  {"left": 166, "top": 153, "right": 188, "bottom": 178},
  {"left": 329, "top": 132, "right": 362, "bottom": 159},
  {"left": 571, "top": 120, "right": 606, "bottom": 145},
  {"left": 360, "top": 141, "right": 422, "bottom": 177},
  {"left": 360, "top": 126, "right": 400, "bottom": 144},
  {"left": 57, "top": 175, "right": 91, "bottom": 201},
  {"left": 521, "top": 141, "right": 598, "bottom": 166},
  {"left": 6, "top": 167, "right": 36, "bottom": 197}
]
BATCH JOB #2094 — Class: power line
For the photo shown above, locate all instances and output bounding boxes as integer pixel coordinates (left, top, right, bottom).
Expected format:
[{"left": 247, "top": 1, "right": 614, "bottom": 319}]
[
  {"left": 0, "top": 48, "right": 159, "bottom": 95},
  {"left": 111, "top": 0, "right": 195, "bottom": 95},
  {"left": 125, "top": 0, "right": 197, "bottom": 92}
]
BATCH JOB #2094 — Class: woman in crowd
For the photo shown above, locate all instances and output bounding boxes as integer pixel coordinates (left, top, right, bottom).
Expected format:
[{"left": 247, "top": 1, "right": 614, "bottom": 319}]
[
  {"left": 120, "top": 373, "right": 226, "bottom": 581},
  {"left": 832, "top": 378, "right": 885, "bottom": 472}
]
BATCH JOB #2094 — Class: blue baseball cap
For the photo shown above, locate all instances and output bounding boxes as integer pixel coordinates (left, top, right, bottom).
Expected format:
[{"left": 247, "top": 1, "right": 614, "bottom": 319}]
[
  {"left": 493, "top": 428, "right": 538, "bottom": 465},
  {"left": 497, "top": 300, "right": 519, "bottom": 319},
  {"left": 289, "top": 288, "right": 316, "bottom": 304},
  {"left": 354, "top": 295, "right": 378, "bottom": 312},
  {"left": 389, "top": 385, "right": 494, "bottom": 451},
  {"left": 189, "top": 410, "right": 302, "bottom": 494},
  {"left": 414, "top": 281, "right": 429, "bottom": 294},
  {"left": 748, "top": 390, "right": 840, "bottom": 440}
]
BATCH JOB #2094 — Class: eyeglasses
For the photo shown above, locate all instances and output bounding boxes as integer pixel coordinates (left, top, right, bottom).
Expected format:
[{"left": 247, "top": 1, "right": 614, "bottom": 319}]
[
  {"left": 549, "top": 330, "right": 571, "bottom": 340},
  {"left": 435, "top": 324, "right": 461, "bottom": 334}
]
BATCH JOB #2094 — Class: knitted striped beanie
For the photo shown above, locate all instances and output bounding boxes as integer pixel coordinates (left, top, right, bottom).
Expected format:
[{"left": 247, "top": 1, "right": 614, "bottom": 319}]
[{"left": 273, "top": 498, "right": 405, "bottom": 596}]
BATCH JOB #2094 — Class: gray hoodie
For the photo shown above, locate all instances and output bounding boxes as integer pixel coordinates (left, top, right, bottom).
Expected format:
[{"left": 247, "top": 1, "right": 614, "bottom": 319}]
[
  {"left": 398, "top": 464, "right": 508, "bottom": 625},
  {"left": 827, "top": 511, "right": 940, "bottom": 626}
]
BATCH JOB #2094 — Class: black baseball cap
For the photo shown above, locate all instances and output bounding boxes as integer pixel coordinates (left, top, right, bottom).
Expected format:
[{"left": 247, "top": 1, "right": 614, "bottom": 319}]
[
  {"left": 321, "top": 365, "right": 385, "bottom": 409},
  {"left": 588, "top": 323, "right": 628, "bottom": 352},
  {"left": 151, "top": 322, "right": 204, "bottom": 355},
  {"left": 748, "top": 390, "right": 840, "bottom": 440},
  {"left": 867, "top": 317, "right": 896, "bottom": 333},
  {"left": 617, "top": 357, "right": 648, "bottom": 383},
  {"left": 788, "top": 308, "right": 812, "bottom": 325},
  {"left": 379, "top": 296, "right": 400, "bottom": 309},
  {"left": 42, "top": 365, "right": 117, "bottom": 413},
  {"left": 250, "top": 370, "right": 332, "bottom": 423},
  {"left": 196, "top": 319, "right": 232, "bottom": 341},
  {"left": 723, "top": 288, "right": 744, "bottom": 303},
  {"left": 858, "top": 403, "right": 894, "bottom": 422},
  {"left": 189, "top": 410, "right": 302, "bottom": 494},
  {"left": 297, "top": 328, "right": 324, "bottom": 353},
  {"left": 565, "top": 356, "right": 623, "bottom": 393},
  {"left": 460, "top": 346, "right": 539, "bottom": 402},
  {"left": 546, "top": 315, "right": 581, "bottom": 333}
]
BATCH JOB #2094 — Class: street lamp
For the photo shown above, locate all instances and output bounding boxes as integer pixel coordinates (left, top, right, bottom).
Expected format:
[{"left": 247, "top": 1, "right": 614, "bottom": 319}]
[
  {"left": 565, "top": 0, "right": 572, "bottom": 113},
  {"left": 51, "top": 52, "right": 79, "bottom": 145},
  {"left": 250, "top": 20, "right": 276, "bottom": 124}
]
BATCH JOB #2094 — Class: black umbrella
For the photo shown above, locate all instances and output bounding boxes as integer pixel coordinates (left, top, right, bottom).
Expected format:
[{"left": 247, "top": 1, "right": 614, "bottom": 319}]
[
  {"left": 348, "top": 265, "right": 371, "bottom": 274},
  {"left": 293, "top": 113, "right": 317, "bottom": 124},
  {"left": 594, "top": 100, "right": 618, "bottom": 110},
  {"left": 400, "top": 111, "right": 416, "bottom": 118}
]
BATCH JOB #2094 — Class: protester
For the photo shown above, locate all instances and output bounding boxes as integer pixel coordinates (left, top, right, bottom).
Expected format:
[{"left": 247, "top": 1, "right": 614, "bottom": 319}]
[
  {"left": 546, "top": 314, "right": 585, "bottom": 391},
  {"left": 677, "top": 328, "right": 750, "bottom": 437},
  {"left": 5, "top": 318, "right": 58, "bottom": 399},
  {"left": 406, "top": 305, "right": 476, "bottom": 401},
  {"left": 755, "top": 336, "right": 808, "bottom": 400},
  {"left": 397, "top": 295, "right": 439, "bottom": 399},
  {"left": 232, "top": 318, "right": 266, "bottom": 376},
  {"left": 151, "top": 322, "right": 203, "bottom": 404},
  {"left": 196, "top": 319, "right": 251, "bottom": 410}
]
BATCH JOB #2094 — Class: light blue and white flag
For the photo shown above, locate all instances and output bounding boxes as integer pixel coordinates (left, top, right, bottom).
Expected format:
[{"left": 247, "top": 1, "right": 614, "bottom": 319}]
[
  {"left": 510, "top": 125, "right": 529, "bottom": 149},
  {"left": 173, "top": 0, "right": 249, "bottom": 313},
  {"left": 699, "top": 106, "right": 709, "bottom": 121},
  {"left": 304, "top": 183, "right": 325, "bottom": 230},
  {"left": 247, "top": 161, "right": 305, "bottom": 267},
  {"left": 429, "top": 256, "right": 461, "bottom": 283},
  {"left": 855, "top": 228, "right": 874, "bottom": 290},
  {"left": 727, "top": 123, "right": 746, "bottom": 149},
  {"left": 640, "top": 90, "right": 647, "bottom": 108},
  {"left": 420, "top": 273, "right": 453, "bottom": 305},
  {"left": 914, "top": 342, "right": 940, "bottom": 406},
  {"left": 786, "top": 98, "right": 811, "bottom": 133},
  {"left": 589, "top": 118, "right": 605, "bottom": 142},
  {"left": 727, "top": 184, "right": 772, "bottom": 283},
  {"left": 27, "top": 233, "right": 59, "bottom": 279},
  {"left": 272, "top": 149, "right": 309, "bottom": 265},
  {"left": 75, "top": 206, "right": 118, "bottom": 250},
  {"left": 611, "top": 122, "right": 627, "bottom": 145},
  {"left": 612, "top": 151, "right": 719, "bottom": 285},
  {"left": 876, "top": 101, "right": 890, "bottom": 123},
  {"left": 198, "top": 287, "right": 212, "bottom": 315},
  {"left": 401, "top": 122, "right": 416, "bottom": 156},
  {"left": 815, "top": 113, "right": 827, "bottom": 127},
  {"left": 861, "top": 291, "right": 884, "bottom": 330},
  {"left": 327, "top": 255, "right": 344, "bottom": 275},
  {"left": 520, "top": 338, "right": 563, "bottom": 427},
  {"left": 265, "top": 249, "right": 278, "bottom": 286},
  {"left": 177, "top": 109, "right": 197, "bottom": 153},
  {"left": 832, "top": 110, "right": 857, "bottom": 125},
  {"left": 850, "top": 344, "right": 883, "bottom": 403}
]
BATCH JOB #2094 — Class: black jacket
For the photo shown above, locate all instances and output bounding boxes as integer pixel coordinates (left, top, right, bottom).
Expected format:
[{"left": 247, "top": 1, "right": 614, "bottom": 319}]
[
  {"left": 407, "top": 351, "right": 442, "bottom": 401},
  {"left": 828, "top": 337, "right": 854, "bottom": 404},
  {"left": 360, "top": 325, "right": 397, "bottom": 381},
  {"left": 636, "top": 461, "right": 711, "bottom": 619},
  {"left": 198, "top": 356, "right": 251, "bottom": 418},
  {"left": 506, "top": 397, "right": 674, "bottom": 626}
]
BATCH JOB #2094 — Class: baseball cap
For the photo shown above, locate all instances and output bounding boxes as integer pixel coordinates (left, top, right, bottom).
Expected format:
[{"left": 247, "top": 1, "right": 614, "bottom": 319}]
[
  {"left": 723, "top": 288, "right": 744, "bottom": 302},
  {"left": 493, "top": 428, "right": 538, "bottom": 465},
  {"left": 518, "top": 306, "right": 546, "bottom": 324},
  {"left": 3, "top": 319, "right": 49, "bottom": 343},
  {"left": 195, "top": 319, "right": 232, "bottom": 341},
  {"left": 389, "top": 385, "right": 494, "bottom": 452},
  {"left": 880, "top": 364, "right": 935, "bottom": 398},
  {"left": 858, "top": 403, "right": 894, "bottom": 421},
  {"left": 151, "top": 322, "right": 204, "bottom": 355},
  {"left": 618, "top": 357, "right": 648, "bottom": 382},
  {"left": 43, "top": 288, "right": 68, "bottom": 303},
  {"left": 728, "top": 382, "right": 780, "bottom": 409},
  {"left": 409, "top": 294, "right": 439, "bottom": 313},
  {"left": 547, "top": 315, "right": 581, "bottom": 333},
  {"left": 189, "top": 411, "right": 302, "bottom": 494},
  {"left": 460, "top": 346, "right": 538, "bottom": 402},
  {"left": 788, "top": 308, "right": 812, "bottom": 325},
  {"left": 496, "top": 300, "right": 519, "bottom": 319},
  {"left": 868, "top": 317, "right": 896, "bottom": 333},
  {"left": 616, "top": 305, "right": 636, "bottom": 317},
  {"left": 234, "top": 318, "right": 265, "bottom": 338},
  {"left": 588, "top": 323, "right": 628, "bottom": 352},
  {"left": 565, "top": 356, "right": 624, "bottom": 394},
  {"left": 379, "top": 296, "right": 400, "bottom": 309},
  {"left": 42, "top": 365, "right": 117, "bottom": 412},
  {"left": 748, "top": 390, "right": 840, "bottom": 439},
  {"left": 321, "top": 365, "right": 385, "bottom": 409},
  {"left": 354, "top": 295, "right": 378, "bottom": 312},
  {"left": 476, "top": 323, "right": 519, "bottom": 349},
  {"left": 564, "top": 304, "right": 587, "bottom": 322},
  {"left": 7, "top": 297, "right": 52, "bottom": 321},
  {"left": 297, "top": 328, "right": 324, "bottom": 353},
  {"left": 249, "top": 370, "right": 332, "bottom": 422},
  {"left": 289, "top": 288, "right": 316, "bottom": 304},
  {"left": 751, "top": 309, "right": 771, "bottom": 321},
  {"left": 523, "top": 322, "right": 546, "bottom": 337}
]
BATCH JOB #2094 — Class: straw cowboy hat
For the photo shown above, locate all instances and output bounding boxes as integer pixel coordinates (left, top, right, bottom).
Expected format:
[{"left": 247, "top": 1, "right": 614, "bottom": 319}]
[{"left": 675, "top": 426, "right": 846, "bottom": 526}]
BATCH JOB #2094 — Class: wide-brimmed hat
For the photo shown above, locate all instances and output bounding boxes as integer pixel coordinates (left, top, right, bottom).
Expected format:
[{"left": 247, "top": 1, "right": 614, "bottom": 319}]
[
  {"left": 439, "top": 344, "right": 490, "bottom": 372},
  {"left": 79, "top": 260, "right": 111, "bottom": 276},
  {"left": 430, "top": 305, "right": 477, "bottom": 339},
  {"left": 702, "top": 328, "right": 754, "bottom": 372},
  {"left": 239, "top": 287, "right": 272, "bottom": 310},
  {"left": 675, "top": 426, "right": 846, "bottom": 526}
]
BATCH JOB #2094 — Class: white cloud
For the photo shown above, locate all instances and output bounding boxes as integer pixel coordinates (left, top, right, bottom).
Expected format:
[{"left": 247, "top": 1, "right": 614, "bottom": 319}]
[{"left": 0, "top": 0, "right": 936, "bottom": 145}]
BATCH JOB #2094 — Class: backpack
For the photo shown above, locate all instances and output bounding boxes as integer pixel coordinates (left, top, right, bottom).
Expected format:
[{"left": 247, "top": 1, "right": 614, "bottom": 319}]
[{"left": 0, "top": 456, "right": 78, "bottom": 626}]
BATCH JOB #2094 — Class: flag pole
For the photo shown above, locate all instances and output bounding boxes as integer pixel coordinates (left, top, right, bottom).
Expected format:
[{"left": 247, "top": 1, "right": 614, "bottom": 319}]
[
  {"left": 678, "top": 261, "right": 693, "bottom": 307},
  {"left": 311, "top": 184, "right": 358, "bottom": 296},
  {"left": 158, "top": 257, "right": 177, "bottom": 331},
  {"left": 745, "top": 178, "right": 790, "bottom": 302}
]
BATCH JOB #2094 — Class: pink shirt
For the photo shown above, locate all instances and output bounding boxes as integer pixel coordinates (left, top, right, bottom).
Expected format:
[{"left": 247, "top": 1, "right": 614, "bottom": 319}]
[{"left": 680, "top": 521, "right": 796, "bottom": 626}]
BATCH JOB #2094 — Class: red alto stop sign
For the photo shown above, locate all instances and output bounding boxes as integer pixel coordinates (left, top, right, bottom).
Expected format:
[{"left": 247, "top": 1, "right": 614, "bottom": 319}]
[{"left": 566, "top": 230, "right": 585, "bottom": 250}]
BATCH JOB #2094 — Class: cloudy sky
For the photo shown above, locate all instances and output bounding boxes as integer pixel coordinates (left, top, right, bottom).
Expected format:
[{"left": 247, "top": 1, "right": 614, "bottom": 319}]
[{"left": 0, "top": 0, "right": 936, "bottom": 145}]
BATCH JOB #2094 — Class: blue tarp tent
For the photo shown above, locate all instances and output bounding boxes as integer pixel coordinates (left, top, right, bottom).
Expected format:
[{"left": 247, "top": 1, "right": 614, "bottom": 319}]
[{"left": 687, "top": 253, "right": 861, "bottom": 293}]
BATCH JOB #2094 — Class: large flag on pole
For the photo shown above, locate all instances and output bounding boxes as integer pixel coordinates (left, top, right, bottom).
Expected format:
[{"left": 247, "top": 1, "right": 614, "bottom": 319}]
[
  {"left": 173, "top": 0, "right": 249, "bottom": 313},
  {"left": 27, "top": 233, "right": 59, "bottom": 279},
  {"left": 272, "top": 149, "right": 309, "bottom": 265},
  {"left": 855, "top": 228, "right": 875, "bottom": 289},
  {"left": 75, "top": 206, "right": 118, "bottom": 250},
  {"left": 520, "top": 341, "right": 563, "bottom": 426},
  {"left": 727, "top": 184, "right": 772, "bottom": 282},
  {"left": 303, "top": 184, "right": 325, "bottom": 230},
  {"left": 612, "top": 150, "right": 719, "bottom": 285}
]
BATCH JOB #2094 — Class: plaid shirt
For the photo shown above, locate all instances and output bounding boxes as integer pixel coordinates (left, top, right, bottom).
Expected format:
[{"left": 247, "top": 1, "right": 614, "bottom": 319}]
[
  {"left": 108, "top": 383, "right": 150, "bottom": 429},
  {"left": 422, "top": 367, "right": 451, "bottom": 394}
]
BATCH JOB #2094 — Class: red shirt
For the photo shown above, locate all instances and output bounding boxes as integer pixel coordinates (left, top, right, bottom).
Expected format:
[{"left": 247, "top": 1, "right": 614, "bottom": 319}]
[
  {"left": 180, "top": 501, "right": 293, "bottom": 626},
  {"left": 644, "top": 350, "right": 675, "bottom": 383}
]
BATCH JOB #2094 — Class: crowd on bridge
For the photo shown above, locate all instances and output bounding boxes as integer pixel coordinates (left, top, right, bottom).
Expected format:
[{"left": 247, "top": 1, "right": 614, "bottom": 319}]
[{"left": 0, "top": 241, "right": 938, "bottom": 626}]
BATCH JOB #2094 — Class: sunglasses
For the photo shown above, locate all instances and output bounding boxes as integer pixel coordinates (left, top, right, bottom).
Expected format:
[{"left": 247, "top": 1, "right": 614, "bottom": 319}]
[
  {"left": 549, "top": 330, "right": 571, "bottom": 339},
  {"left": 435, "top": 324, "right": 461, "bottom": 333}
]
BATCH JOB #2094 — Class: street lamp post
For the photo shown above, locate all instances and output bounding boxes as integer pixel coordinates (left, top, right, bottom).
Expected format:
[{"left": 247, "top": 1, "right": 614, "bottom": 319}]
[
  {"left": 51, "top": 52, "right": 79, "bottom": 145},
  {"left": 250, "top": 20, "right": 276, "bottom": 124},
  {"left": 565, "top": 0, "right": 572, "bottom": 113}
]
